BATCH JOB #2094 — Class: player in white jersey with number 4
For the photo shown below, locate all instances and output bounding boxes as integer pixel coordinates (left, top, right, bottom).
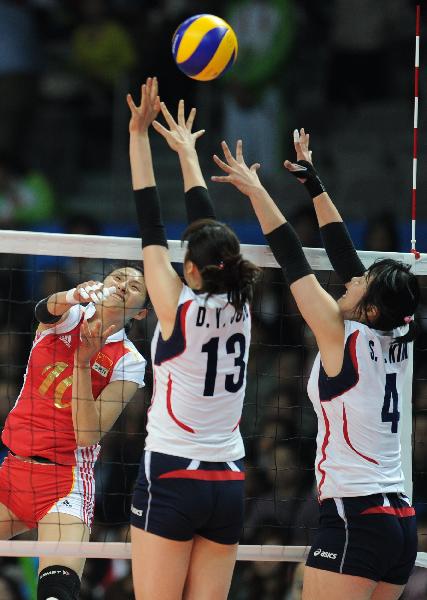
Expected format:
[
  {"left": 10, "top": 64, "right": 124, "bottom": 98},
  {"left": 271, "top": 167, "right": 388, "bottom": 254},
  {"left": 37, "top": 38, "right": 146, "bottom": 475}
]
[
  {"left": 126, "top": 77, "right": 260, "bottom": 600},
  {"left": 212, "top": 130, "right": 420, "bottom": 600}
]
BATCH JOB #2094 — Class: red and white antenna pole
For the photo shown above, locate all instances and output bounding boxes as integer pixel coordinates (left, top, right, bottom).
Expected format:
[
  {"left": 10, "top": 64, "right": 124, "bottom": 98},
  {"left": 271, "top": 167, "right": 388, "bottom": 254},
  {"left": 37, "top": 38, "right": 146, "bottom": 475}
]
[{"left": 411, "top": 4, "right": 421, "bottom": 258}]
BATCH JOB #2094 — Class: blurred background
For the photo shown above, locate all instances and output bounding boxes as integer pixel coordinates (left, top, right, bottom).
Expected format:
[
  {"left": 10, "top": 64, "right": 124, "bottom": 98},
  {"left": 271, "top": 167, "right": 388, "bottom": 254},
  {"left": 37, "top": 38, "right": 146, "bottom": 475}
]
[{"left": 0, "top": 0, "right": 426, "bottom": 598}]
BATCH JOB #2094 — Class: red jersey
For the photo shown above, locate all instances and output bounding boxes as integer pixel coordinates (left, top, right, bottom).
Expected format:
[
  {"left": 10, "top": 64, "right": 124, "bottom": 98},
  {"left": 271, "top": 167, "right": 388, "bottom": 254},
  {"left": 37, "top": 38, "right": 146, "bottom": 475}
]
[{"left": 2, "top": 304, "right": 146, "bottom": 465}]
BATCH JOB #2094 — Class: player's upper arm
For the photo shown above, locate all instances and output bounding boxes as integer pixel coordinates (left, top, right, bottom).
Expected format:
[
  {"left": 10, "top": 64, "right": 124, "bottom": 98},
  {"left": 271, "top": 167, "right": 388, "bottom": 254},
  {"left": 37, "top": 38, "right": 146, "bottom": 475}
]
[
  {"left": 95, "top": 380, "right": 139, "bottom": 437},
  {"left": 142, "top": 245, "right": 184, "bottom": 336},
  {"left": 290, "top": 274, "right": 345, "bottom": 376},
  {"left": 36, "top": 304, "right": 80, "bottom": 333}
]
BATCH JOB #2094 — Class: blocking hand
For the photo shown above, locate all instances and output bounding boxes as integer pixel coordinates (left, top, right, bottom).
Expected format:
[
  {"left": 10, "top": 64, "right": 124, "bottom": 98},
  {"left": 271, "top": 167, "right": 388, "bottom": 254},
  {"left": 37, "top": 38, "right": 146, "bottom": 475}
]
[
  {"left": 211, "top": 140, "right": 262, "bottom": 197},
  {"left": 127, "top": 77, "right": 161, "bottom": 135},
  {"left": 152, "top": 99, "right": 205, "bottom": 153}
]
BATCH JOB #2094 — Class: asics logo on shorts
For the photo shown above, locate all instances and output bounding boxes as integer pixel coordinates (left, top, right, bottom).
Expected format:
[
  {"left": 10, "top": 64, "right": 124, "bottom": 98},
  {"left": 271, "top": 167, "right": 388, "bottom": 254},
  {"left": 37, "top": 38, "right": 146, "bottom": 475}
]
[
  {"left": 131, "top": 505, "right": 143, "bottom": 517},
  {"left": 314, "top": 548, "right": 337, "bottom": 560}
]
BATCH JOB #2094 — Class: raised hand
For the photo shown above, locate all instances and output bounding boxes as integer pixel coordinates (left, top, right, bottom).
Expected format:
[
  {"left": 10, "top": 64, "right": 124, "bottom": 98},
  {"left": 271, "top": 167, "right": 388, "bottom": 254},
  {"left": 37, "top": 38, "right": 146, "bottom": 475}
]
[
  {"left": 211, "top": 140, "right": 262, "bottom": 197},
  {"left": 152, "top": 99, "right": 205, "bottom": 154},
  {"left": 127, "top": 77, "right": 161, "bottom": 135},
  {"left": 283, "top": 128, "right": 313, "bottom": 182},
  {"left": 75, "top": 319, "right": 116, "bottom": 365},
  {"left": 69, "top": 282, "right": 116, "bottom": 305}
]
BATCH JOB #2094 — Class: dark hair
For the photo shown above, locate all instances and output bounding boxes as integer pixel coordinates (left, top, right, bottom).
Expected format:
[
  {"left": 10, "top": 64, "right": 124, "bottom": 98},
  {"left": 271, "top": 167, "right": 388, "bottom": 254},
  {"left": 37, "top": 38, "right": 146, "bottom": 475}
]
[
  {"left": 355, "top": 259, "right": 420, "bottom": 342},
  {"left": 182, "top": 219, "right": 260, "bottom": 314}
]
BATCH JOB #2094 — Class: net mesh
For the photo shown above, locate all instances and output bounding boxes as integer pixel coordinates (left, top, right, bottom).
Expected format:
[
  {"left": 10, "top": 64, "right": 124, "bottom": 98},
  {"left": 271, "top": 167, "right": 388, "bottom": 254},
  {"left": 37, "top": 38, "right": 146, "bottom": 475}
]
[{"left": 0, "top": 231, "right": 426, "bottom": 580}]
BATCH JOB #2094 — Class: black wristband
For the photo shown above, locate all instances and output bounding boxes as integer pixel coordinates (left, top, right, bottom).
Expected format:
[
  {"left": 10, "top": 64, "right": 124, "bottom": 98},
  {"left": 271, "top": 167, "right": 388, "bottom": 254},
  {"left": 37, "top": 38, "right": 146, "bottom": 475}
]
[
  {"left": 35, "top": 297, "right": 62, "bottom": 324},
  {"left": 288, "top": 160, "right": 326, "bottom": 198},
  {"left": 265, "top": 222, "right": 313, "bottom": 286},
  {"left": 185, "top": 186, "right": 216, "bottom": 223},
  {"left": 134, "top": 187, "right": 168, "bottom": 249},
  {"left": 320, "top": 222, "right": 365, "bottom": 283}
]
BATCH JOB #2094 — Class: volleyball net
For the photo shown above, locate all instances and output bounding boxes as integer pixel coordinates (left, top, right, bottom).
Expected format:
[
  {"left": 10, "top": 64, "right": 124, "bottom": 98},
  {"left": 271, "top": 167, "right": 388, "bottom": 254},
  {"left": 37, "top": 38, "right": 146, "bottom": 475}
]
[{"left": 0, "top": 230, "right": 426, "bottom": 568}]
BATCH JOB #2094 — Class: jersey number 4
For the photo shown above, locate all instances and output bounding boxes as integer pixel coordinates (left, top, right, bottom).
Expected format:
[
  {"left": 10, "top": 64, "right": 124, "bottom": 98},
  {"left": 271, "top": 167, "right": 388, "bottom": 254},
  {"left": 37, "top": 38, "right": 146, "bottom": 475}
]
[
  {"left": 382, "top": 373, "right": 400, "bottom": 433},
  {"left": 202, "top": 334, "right": 246, "bottom": 396}
]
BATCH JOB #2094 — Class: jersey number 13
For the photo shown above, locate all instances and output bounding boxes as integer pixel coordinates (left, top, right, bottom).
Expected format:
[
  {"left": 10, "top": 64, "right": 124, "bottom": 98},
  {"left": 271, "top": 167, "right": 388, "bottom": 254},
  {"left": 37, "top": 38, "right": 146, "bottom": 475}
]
[{"left": 202, "top": 334, "right": 246, "bottom": 396}]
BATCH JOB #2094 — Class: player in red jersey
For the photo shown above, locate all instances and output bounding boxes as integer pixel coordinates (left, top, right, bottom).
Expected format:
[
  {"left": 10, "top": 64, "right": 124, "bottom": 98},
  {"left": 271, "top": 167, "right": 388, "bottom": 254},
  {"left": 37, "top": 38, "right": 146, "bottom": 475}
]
[{"left": 0, "top": 267, "right": 147, "bottom": 600}]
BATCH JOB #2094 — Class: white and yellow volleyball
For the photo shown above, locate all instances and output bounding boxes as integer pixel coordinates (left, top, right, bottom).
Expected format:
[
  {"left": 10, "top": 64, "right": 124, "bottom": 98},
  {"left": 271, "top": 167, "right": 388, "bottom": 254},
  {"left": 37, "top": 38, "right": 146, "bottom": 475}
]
[{"left": 172, "top": 14, "right": 238, "bottom": 81}]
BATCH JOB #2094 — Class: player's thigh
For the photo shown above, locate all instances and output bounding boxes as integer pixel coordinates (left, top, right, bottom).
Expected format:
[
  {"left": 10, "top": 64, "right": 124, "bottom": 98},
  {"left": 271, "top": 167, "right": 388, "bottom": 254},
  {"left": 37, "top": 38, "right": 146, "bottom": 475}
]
[
  {"left": 38, "top": 511, "right": 89, "bottom": 577},
  {"left": 370, "top": 581, "right": 405, "bottom": 600},
  {"left": 0, "top": 501, "right": 29, "bottom": 538},
  {"left": 131, "top": 526, "right": 193, "bottom": 600},
  {"left": 302, "top": 566, "right": 377, "bottom": 600},
  {"left": 183, "top": 534, "right": 238, "bottom": 600}
]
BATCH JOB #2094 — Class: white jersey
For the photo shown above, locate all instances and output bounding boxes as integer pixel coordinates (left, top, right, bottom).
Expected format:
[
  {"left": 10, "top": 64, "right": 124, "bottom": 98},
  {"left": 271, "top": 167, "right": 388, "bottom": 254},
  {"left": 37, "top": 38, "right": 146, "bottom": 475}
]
[
  {"left": 307, "top": 320, "right": 410, "bottom": 500},
  {"left": 145, "top": 285, "right": 251, "bottom": 461}
]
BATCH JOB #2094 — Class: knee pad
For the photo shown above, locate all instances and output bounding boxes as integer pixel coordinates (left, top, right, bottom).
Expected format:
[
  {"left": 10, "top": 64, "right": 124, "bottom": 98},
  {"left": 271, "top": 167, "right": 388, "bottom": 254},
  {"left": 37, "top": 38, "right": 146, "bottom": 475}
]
[{"left": 37, "top": 565, "right": 81, "bottom": 600}]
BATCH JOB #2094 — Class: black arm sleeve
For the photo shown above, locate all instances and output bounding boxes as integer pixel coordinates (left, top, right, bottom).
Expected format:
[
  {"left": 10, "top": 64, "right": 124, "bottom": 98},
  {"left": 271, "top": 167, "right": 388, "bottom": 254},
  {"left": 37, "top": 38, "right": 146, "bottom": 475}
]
[
  {"left": 320, "top": 222, "right": 366, "bottom": 283},
  {"left": 287, "top": 160, "right": 326, "bottom": 198},
  {"left": 34, "top": 297, "right": 62, "bottom": 324},
  {"left": 133, "top": 187, "right": 168, "bottom": 249},
  {"left": 265, "top": 222, "right": 313, "bottom": 286},
  {"left": 185, "top": 186, "right": 216, "bottom": 223}
]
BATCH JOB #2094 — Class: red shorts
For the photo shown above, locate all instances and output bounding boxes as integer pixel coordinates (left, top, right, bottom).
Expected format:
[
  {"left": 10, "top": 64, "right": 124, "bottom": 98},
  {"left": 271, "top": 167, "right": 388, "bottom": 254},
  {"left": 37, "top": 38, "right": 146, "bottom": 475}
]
[{"left": 0, "top": 453, "right": 96, "bottom": 529}]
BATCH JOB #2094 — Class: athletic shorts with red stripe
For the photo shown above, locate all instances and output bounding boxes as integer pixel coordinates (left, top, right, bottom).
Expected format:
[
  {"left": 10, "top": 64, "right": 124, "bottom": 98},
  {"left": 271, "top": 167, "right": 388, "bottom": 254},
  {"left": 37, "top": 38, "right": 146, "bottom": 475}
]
[
  {"left": 306, "top": 492, "right": 417, "bottom": 584},
  {"left": 131, "top": 451, "right": 245, "bottom": 544},
  {"left": 0, "top": 452, "right": 96, "bottom": 529}
]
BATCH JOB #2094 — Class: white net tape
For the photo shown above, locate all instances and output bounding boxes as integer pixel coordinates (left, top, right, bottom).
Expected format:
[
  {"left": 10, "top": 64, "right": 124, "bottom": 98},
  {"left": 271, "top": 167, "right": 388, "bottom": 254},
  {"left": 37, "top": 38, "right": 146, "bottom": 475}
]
[
  {"left": 0, "top": 230, "right": 425, "bottom": 564},
  {"left": 0, "top": 229, "right": 425, "bottom": 272},
  {"left": 0, "top": 542, "right": 425, "bottom": 567}
]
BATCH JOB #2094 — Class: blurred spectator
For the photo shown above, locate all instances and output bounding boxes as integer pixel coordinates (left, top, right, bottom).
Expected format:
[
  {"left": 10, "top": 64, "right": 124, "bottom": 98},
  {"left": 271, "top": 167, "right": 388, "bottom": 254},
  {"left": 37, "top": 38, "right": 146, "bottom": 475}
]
[
  {"left": 401, "top": 567, "right": 427, "bottom": 599},
  {"left": 71, "top": 0, "right": 137, "bottom": 90},
  {"left": 291, "top": 205, "right": 321, "bottom": 249},
  {"left": 62, "top": 212, "right": 105, "bottom": 282},
  {"left": 0, "top": 154, "right": 55, "bottom": 229},
  {"left": 326, "top": 0, "right": 411, "bottom": 107},
  {"left": 223, "top": 0, "right": 295, "bottom": 178},
  {"left": 0, "top": 573, "right": 25, "bottom": 600},
  {"left": 0, "top": 0, "right": 43, "bottom": 163},
  {"left": 0, "top": 379, "right": 20, "bottom": 434},
  {"left": 230, "top": 526, "right": 294, "bottom": 599},
  {"left": 284, "top": 561, "right": 304, "bottom": 600},
  {"left": 104, "top": 573, "right": 135, "bottom": 600},
  {"left": 363, "top": 211, "right": 400, "bottom": 252},
  {"left": 130, "top": 0, "right": 199, "bottom": 109},
  {"left": 69, "top": 0, "right": 138, "bottom": 168},
  {"left": 0, "top": 319, "right": 32, "bottom": 385}
]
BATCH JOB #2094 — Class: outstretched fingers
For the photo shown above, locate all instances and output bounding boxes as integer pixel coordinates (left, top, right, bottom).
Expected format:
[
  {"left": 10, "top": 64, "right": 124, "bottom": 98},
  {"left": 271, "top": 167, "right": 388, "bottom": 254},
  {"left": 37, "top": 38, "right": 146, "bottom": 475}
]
[
  {"left": 126, "top": 93, "right": 138, "bottom": 114},
  {"left": 152, "top": 119, "right": 170, "bottom": 139},
  {"left": 149, "top": 77, "right": 158, "bottom": 103},
  {"left": 177, "top": 99, "right": 186, "bottom": 127},
  {"left": 193, "top": 129, "right": 205, "bottom": 140},
  {"left": 160, "top": 101, "right": 177, "bottom": 130},
  {"left": 212, "top": 153, "right": 233, "bottom": 173},
  {"left": 211, "top": 174, "right": 231, "bottom": 183},
  {"left": 221, "top": 140, "right": 237, "bottom": 165},
  {"left": 294, "top": 127, "right": 309, "bottom": 150},
  {"left": 235, "top": 139, "right": 245, "bottom": 163},
  {"left": 186, "top": 107, "right": 196, "bottom": 131}
]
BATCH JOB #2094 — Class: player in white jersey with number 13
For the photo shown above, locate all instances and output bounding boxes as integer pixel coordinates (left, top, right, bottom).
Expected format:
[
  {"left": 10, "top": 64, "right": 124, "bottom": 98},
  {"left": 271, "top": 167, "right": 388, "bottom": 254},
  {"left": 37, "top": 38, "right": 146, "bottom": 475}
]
[
  {"left": 126, "top": 77, "right": 260, "bottom": 600},
  {"left": 212, "top": 129, "right": 420, "bottom": 600}
]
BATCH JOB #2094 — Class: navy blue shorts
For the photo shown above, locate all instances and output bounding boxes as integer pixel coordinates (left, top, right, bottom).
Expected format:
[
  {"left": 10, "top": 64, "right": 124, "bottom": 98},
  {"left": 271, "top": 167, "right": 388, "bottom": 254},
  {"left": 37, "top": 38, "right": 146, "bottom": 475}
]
[
  {"left": 306, "top": 493, "right": 417, "bottom": 584},
  {"left": 131, "top": 451, "right": 245, "bottom": 544}
]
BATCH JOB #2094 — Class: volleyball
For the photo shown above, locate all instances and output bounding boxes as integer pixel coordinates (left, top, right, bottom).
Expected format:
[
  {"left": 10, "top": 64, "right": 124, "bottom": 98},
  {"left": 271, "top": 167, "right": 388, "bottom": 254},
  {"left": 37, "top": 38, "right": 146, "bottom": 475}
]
[{"left": 172, "top": 14, "right": 238, "bottom": 81}]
